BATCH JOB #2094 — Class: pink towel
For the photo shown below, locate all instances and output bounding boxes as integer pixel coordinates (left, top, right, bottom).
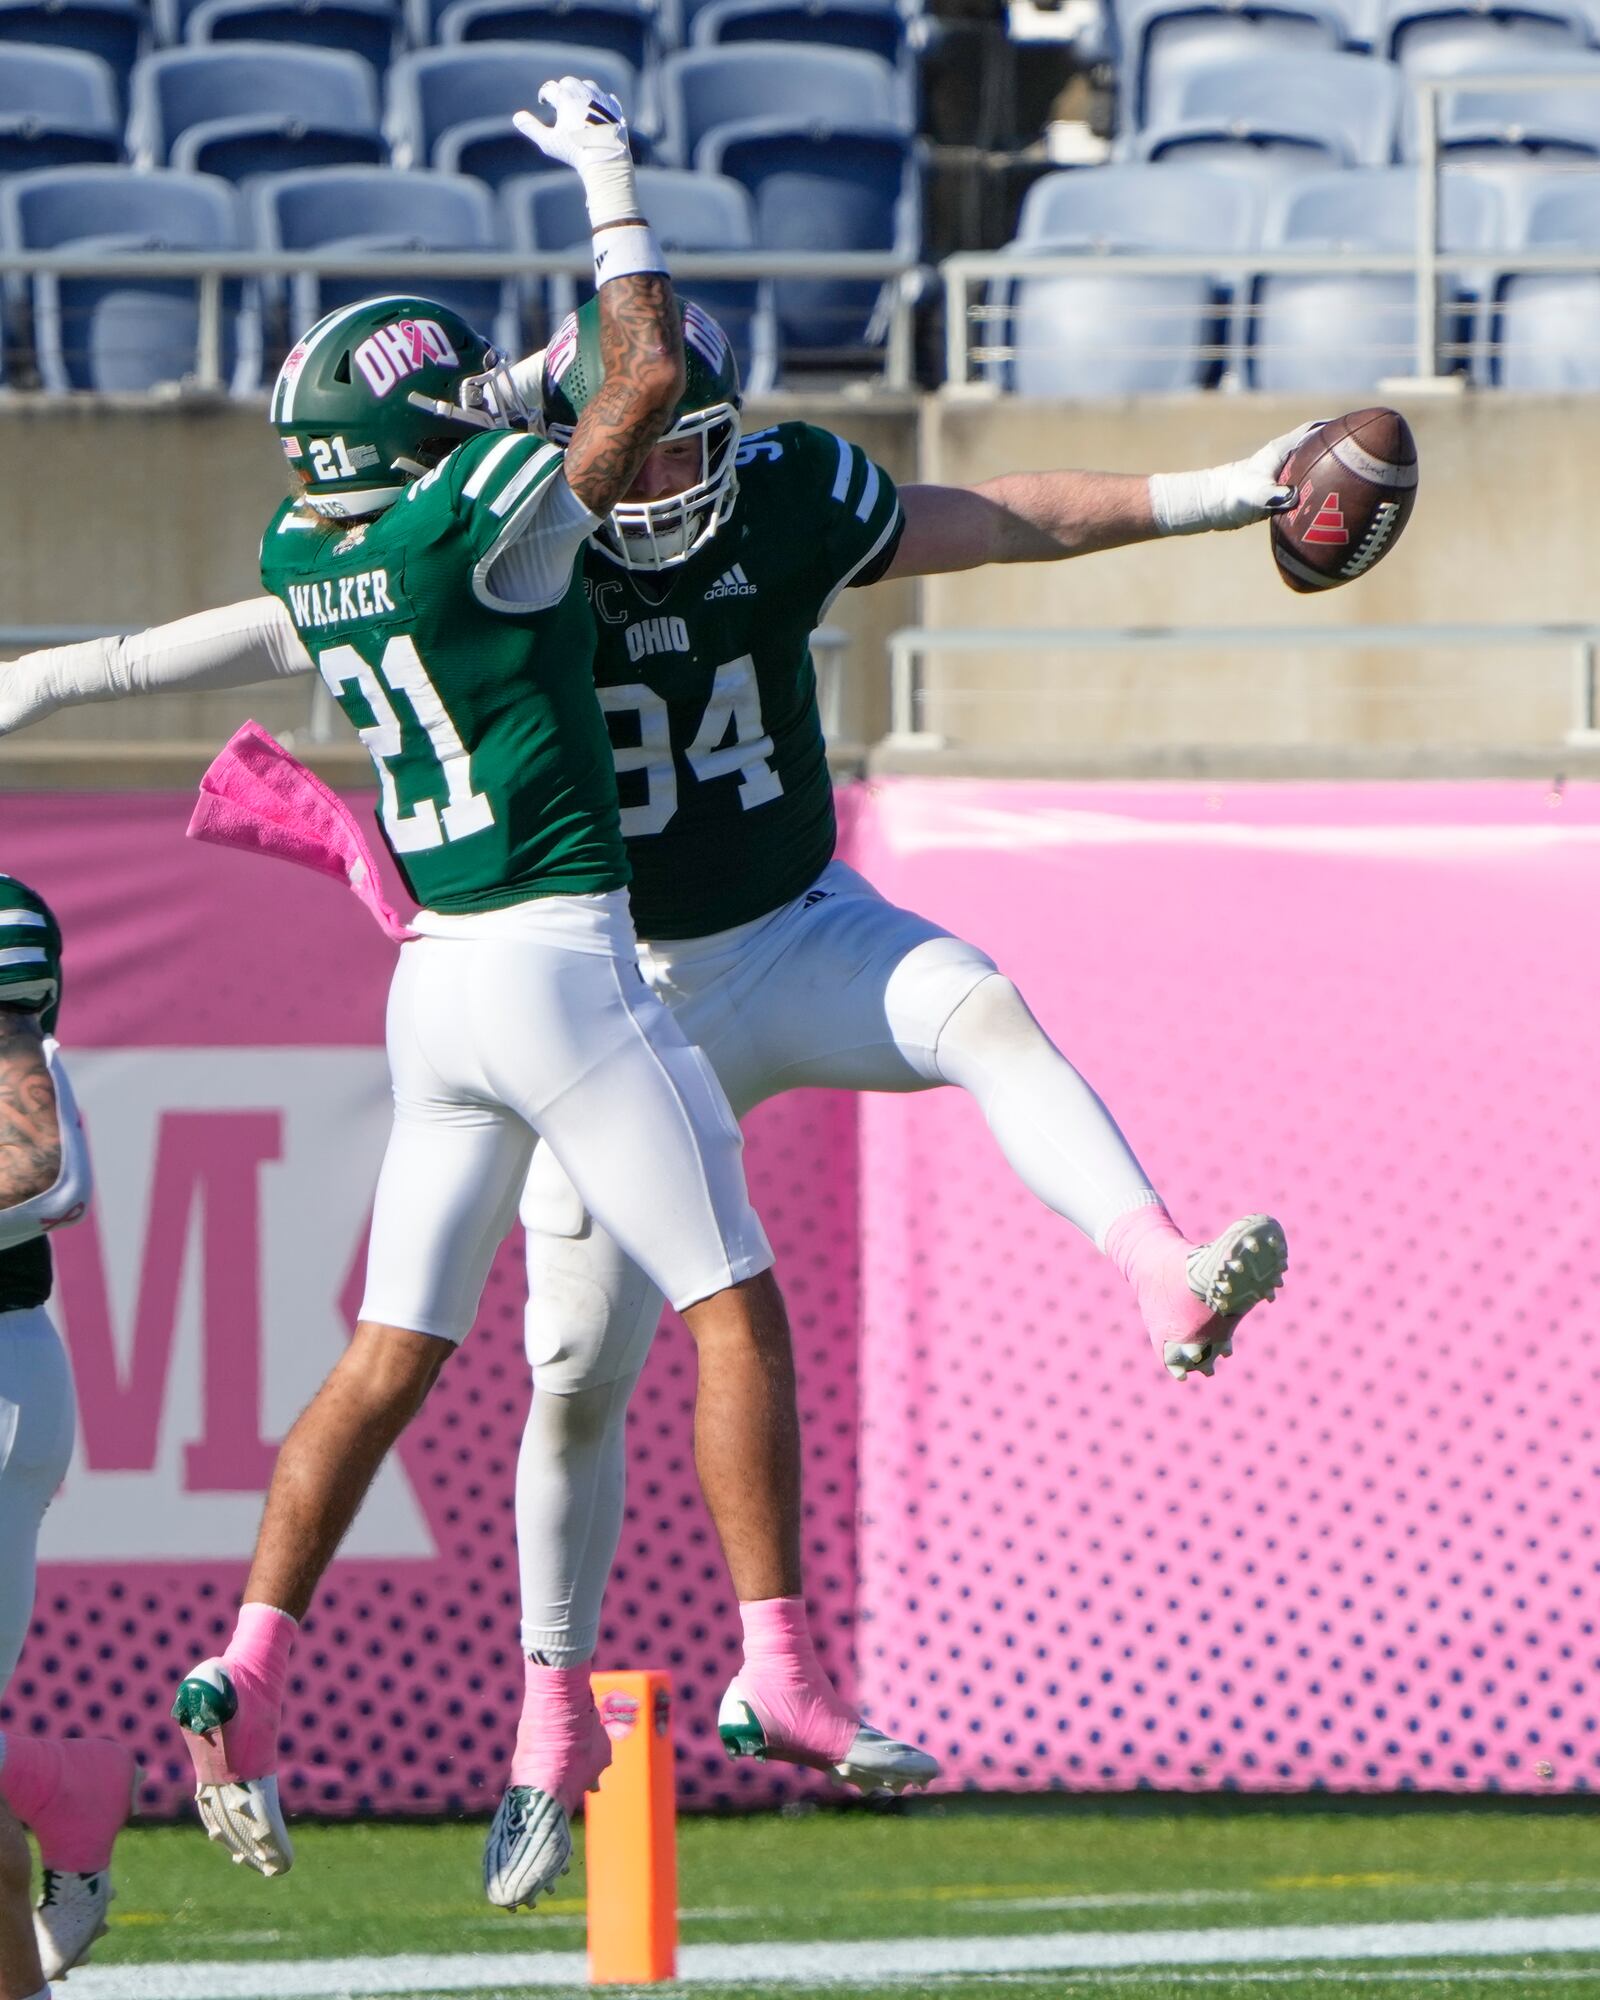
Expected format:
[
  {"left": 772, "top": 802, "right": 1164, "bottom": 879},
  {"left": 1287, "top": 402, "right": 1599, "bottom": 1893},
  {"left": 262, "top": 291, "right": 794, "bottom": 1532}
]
[{"left": 187, "top": 721, "right": 417, "bottom": 943}]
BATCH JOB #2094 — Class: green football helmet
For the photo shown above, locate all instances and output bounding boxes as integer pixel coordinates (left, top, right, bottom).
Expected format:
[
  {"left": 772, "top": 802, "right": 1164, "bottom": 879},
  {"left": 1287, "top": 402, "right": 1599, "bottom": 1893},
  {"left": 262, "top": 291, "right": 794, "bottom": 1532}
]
[
  {"left": 541, "top": 296, "right": 742, "bottom": 570},
  {"left": 0, "top": 876, "right": 62, "bottom": 1035},
  {"left": 269, "top": 295, "right": 531, "bottom": 520}
]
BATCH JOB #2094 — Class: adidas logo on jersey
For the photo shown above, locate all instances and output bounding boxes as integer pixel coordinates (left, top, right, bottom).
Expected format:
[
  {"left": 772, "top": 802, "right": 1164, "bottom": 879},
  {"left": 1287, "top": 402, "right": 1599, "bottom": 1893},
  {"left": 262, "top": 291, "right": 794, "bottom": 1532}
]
[{"left": 705, "top": 564, "right": 757, "bottom": 600}]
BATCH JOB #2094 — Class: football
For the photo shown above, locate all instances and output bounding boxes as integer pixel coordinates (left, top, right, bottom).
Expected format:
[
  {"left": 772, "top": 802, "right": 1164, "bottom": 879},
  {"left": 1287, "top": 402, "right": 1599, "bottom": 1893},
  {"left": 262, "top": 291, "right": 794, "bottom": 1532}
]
[{"left": 1270, "top": 407, "right": 1419, "bottom": 593}]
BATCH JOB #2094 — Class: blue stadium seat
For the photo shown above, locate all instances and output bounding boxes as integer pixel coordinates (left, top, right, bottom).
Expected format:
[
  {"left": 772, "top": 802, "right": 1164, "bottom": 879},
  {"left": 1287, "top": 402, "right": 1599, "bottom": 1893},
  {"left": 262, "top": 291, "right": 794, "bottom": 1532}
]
[
  {"left": 438, "top": 0, "right": 657, "bottom": 76},
  {"left": 385, "top": 45, "right": 637, "bottom": 173},
  {"left": 128, "top": 45, "right": 383, "bottom": 173},
  {"left": 994, "top": 166, "right": 1260, "bottom": 395},
  {"left": 0, "top": 164, "right": 258, "bottom": 391},
  {"left": 697, "top": 117, "right": 916, "bottom": 354},
  {"left": 172, "top": 121, "right": 388, "bottom": 181},
  {"left": 655, "top": 44, "right": 909, "bottom": 166},
  {"left": 0, "top": 0, "right": 148, "bottom": 113},
  {"left": 1123, "top": 0, "right": 1347, "bottom": 136},
  {"left": 1401, "top": 42, "right": 1600, "bottom": 157},
  {"left": 1243, "top": 164, "right": 1500, "bottom": 388},
  {"left": 1379, "top": 0, "right": 1587, "bottom": 66},
  {"left": 254, "top": 165, "right": 513, "bottom": 354},
  {"left": 692, "top": 0, "right": 913, "bottom": 72},
  {"left": 502, "top": 164, "right": 779, "bottom": 383},
  {"left": 186, "top": 0, "right": 404, "bottom": 74},
  {"left": 1014, "top": 161, "right": 1263, "bottom": 247},
  {"left": 1000, "top": 242, "right": 1221, "bottom": 394},
  {"left": 1485, "top": 167, "right": 1600, "bottom": 384},
  {"left": 1134, "top": 51, "right": 1403, "bottom": 170},
  {"left": 0, "top": 45, "right": 122, "bottom": 173}
]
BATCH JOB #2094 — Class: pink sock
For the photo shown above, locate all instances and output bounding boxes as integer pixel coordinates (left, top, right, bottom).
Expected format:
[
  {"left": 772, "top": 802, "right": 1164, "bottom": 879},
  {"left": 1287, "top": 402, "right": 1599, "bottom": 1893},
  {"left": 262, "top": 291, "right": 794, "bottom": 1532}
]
[
  {"left": 0, "top": 1735, "right": 134, "bottom": 1872},
  {"left": 186, "top": 1602, "right": 298, "bottom": 1786},
  {"left": 736, "top": 1597, "right": 858, "bottom": 1767},
  {"left": 1104, "top": 1204, "right": 1213, "bottom": 1349},
  {"left": 509, "top": 1662, "right": 610, "bottom": 1811},
  {"left": 222, "top": 1602, "right": 297, "bottom": 1777},
  {"left": 0, "top": 1735, "right": 62, "bottom": 1829}
]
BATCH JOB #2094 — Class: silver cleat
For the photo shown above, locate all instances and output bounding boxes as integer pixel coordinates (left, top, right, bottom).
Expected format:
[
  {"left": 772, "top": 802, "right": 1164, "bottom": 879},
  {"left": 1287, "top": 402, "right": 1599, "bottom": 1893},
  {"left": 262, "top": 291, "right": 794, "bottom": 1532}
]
[{"left": 483, "top": 1784, "right": 572, "bottom": 1911}]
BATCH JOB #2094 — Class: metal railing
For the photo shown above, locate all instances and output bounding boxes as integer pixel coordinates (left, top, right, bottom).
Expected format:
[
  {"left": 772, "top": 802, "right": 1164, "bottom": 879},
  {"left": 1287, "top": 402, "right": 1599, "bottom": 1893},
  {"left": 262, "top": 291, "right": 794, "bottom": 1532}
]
[
  {"left": 0, "top": 249, "right": 928, "bottom": 393},
  {"left": 885, "top": 622, "right": 1600, "bottom": 748},
  {"left": 943, "top": 70, "right": 1600, "bottom": 392}
]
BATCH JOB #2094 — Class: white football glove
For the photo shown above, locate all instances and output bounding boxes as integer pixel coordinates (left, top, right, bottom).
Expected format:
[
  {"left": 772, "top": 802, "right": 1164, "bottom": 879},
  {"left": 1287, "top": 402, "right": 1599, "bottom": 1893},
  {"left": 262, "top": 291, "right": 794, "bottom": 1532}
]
[
  {"left": 1148, "top": 419, "right": 1327, "bottom": 536},
  {"left": 513, "top": 78, "right": 637, "bottom": 230}
]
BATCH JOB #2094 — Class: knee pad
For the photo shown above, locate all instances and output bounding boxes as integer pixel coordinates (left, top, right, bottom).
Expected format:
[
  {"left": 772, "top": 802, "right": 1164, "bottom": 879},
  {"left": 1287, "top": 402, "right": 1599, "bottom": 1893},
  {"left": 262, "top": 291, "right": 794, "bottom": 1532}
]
[
  {"left": 524, "top": 1228, "right": 663, "bottom": 1398},
  {"left": 882, "top": 937, "right": 999, "bottom": 1082}
]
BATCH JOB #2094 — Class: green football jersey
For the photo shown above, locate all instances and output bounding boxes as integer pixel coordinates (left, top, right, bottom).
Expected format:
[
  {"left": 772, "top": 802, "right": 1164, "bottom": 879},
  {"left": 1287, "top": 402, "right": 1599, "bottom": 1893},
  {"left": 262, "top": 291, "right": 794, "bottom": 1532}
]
[
  {"left": 262, "top": 430, "right": 628, "bottom": 916},
  {"left": 587, "top": 422, "right": 903, "bottom": 939},
  {"left": 0, "top": 875, "right": 63, "bottom": 1314}
]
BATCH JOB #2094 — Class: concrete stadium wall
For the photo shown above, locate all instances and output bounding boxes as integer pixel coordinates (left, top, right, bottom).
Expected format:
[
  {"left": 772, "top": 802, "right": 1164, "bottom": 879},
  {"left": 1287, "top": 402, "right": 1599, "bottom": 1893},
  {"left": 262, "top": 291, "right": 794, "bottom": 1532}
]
[
  {"left": 917, "top": 391, "right": 1599, "bottom": 765},
  {"left": 0, "top": 391, "right": 1590, "bottom": 776}
]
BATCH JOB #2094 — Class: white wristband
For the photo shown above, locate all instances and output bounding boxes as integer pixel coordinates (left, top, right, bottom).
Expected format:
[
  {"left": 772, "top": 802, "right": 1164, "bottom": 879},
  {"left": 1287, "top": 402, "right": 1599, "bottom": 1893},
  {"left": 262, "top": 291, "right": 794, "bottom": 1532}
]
[
  {"left": 593, "top": 222, "right": 666, "bottom": 288},
  {"left": 1147, "top": 469, "right": 1216, "bottom": 536},
  {"left": 581, "top": 151, "right": 642, "bottom": 232}
]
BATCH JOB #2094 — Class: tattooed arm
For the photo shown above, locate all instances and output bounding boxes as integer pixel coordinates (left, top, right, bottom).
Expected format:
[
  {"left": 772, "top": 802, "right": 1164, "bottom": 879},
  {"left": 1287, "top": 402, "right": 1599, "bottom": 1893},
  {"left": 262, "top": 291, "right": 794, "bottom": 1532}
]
[
  {"left": 511, "top": 77, "right": 685, "bottom": 519},
  {"left": 561, "top": 272, "right": 685, "bottom": 518},
  {"left": 0, "top": 1007, "right": 60, "bottom": 1211}
]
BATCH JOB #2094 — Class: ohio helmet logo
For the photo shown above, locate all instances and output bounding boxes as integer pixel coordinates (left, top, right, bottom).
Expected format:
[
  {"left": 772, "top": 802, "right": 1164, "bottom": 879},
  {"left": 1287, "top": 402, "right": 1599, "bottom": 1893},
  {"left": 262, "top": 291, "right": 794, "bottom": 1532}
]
[{"left": 353, "top": 318, "right": 459, "bottom": 397}]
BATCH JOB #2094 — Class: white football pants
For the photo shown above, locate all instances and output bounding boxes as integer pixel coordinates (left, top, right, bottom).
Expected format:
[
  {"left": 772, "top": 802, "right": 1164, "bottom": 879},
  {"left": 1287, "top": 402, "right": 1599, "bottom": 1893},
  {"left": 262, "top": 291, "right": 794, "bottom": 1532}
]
[
  {"left": 517, "top": 861, "right": 1159, "bottom": 1662},
  {"left": 0, "top": 1308, "right": 75, "bottom": 1693},
  {"left": 360, "top": 890, "right": 771, "bottom": 1341}
]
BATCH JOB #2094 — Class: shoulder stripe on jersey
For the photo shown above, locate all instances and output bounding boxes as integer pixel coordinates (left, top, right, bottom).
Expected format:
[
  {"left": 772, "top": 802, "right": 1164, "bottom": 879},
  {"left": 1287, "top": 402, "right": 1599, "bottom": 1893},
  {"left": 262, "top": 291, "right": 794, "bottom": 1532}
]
[
  {"left": 489, "top": 441, "right": 561, "bottom": 519},
  {"left": 462, "top": 432, "right": 532, "bottom": 500},
  {"left": 830, "top": 435, "right": 853, "bottom": 504},
  {"left": 855, "top": 458, "right": 881, "bottom": 524},
  {"left": 0, "top": 910, "right": 45, "bottom": 930},
  {"left": 0, "top": 946, "right": 47, "bottom": 971},
  {"left": 820, "top": 499, "right": 903, "bottom": 618}
]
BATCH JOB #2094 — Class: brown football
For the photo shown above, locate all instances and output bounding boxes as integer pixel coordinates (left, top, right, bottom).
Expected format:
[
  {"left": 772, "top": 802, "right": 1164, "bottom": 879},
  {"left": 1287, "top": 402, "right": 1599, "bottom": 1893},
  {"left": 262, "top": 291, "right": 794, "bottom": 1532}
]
[{"left": 1270, "top": 407, "right": 1418, "bottom": 594}]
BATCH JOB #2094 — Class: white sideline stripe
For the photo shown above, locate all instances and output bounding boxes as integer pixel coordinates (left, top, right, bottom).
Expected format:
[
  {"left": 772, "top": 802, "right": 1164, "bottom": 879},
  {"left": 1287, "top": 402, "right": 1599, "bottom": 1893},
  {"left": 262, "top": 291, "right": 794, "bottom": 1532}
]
[
  {"left": 62, "top": 1911, "right": 1600, "bottom": 1996},
  {"left": 0, "top": 945, "right": 47, "bottom": 969},
  {"left": 0, "top": 909, "right": 46, "bottom": 928}
]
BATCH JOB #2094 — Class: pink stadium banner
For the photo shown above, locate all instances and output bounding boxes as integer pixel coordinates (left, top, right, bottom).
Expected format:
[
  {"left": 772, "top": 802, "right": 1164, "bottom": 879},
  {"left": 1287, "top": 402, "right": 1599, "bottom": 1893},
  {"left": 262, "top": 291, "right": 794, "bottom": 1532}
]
[{"left": 4, "top": 779, "right": 1598, "bottom": 1815}]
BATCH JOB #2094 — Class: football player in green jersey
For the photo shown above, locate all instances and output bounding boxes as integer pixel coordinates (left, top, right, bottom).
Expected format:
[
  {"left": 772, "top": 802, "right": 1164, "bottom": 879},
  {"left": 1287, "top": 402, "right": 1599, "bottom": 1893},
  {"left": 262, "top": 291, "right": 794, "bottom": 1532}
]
[
  {"left": 0, "top": 303, "right": 1308, "bottom": 1842},
  {"left": 0, "top": 881, "right": 135, "bottom": 1990},
  {"left": 142, "top": 82, "right": 934, "bottom": 1912}
]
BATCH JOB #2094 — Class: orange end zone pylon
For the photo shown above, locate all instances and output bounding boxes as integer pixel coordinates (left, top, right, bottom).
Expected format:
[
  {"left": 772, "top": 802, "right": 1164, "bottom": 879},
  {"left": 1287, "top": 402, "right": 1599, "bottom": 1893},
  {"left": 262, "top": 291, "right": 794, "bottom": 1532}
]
[{"left": 586, "top": 1670, "right": 677, "bottom": 1985}]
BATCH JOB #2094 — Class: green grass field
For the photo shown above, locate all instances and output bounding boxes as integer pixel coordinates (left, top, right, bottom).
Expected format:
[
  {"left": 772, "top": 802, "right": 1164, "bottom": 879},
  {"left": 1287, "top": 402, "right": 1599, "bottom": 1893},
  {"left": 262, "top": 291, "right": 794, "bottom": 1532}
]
[{"left": 71, "top": 1794, "right": 1600, "bottom": 1998}]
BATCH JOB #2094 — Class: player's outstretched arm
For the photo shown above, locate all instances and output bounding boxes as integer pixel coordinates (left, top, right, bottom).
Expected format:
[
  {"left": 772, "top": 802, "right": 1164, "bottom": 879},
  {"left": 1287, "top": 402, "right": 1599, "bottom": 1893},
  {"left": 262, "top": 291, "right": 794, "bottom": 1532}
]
[
  {"left": 514, "top": 78, "right": 684, "bottom": 518},
  {"left": 883, "top": 422, "right": 1322, "bottom": 580},
  {"left": 0, "top": 595, "right": 312, "bottom": 738}
]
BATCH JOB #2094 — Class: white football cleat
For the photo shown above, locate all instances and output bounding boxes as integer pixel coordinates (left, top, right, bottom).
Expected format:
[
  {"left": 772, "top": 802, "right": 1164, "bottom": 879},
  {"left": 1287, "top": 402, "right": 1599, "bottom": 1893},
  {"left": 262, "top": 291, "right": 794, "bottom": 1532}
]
[
  {"left": 483, "top": 1785, "right": 572, "bottom": 1911},
  {"left": 717, "top": 1680, "right": 940, "bottom": 1795},
  {"left": 193, "top": 1774, "right": 293, "bottom": 1879},
  {"left": 171, "top": 1658, "right": 293, "bottom": 1879},
  {"left": 35, "top": 1867, "right": 112, "bottom": 1980},
  {"left": 1169, "top": 1214, "right": 1288, "bottom": 1379}
]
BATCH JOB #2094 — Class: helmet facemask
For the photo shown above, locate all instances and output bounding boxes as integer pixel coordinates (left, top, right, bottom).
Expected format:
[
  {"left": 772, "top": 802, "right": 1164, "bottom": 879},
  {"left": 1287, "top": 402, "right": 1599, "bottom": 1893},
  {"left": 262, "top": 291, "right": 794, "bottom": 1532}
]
[
  {"left": 552, "top": 402, "right": 742, "bottom": 571},
  {"left": 541, "top": 296, "right": 744, "bottom": 571},
  {"left": 401, "top": 346, "right": 532, "bottom": 474}
]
